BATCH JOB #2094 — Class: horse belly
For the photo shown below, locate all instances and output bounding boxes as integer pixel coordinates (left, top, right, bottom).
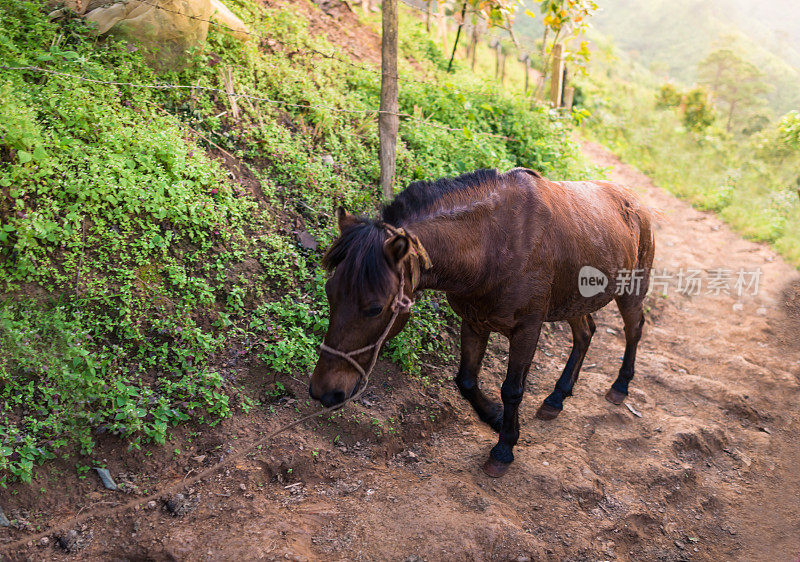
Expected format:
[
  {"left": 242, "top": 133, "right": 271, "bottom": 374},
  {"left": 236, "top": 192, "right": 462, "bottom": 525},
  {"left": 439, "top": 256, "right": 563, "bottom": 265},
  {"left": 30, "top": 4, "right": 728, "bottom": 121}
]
[{"left": 545, "top": 293, "right": 616, "bottom": 322}]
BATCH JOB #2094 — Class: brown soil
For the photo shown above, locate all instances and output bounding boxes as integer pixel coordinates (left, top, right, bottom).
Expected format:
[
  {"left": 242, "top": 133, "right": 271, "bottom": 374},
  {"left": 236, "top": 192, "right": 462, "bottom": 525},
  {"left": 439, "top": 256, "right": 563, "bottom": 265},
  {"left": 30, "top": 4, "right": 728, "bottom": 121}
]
[{"left": 3, "top": 139, "right": 800, "bottom": 560}]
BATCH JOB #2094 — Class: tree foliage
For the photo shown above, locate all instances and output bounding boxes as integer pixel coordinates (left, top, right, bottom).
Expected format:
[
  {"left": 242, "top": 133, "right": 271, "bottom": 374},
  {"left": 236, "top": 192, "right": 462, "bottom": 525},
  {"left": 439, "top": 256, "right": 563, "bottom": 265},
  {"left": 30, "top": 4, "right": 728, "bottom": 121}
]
[
  {"left": 698, "top": 47, "right": 770, "bottom": 132},
  {"left": 655, "top": 84, "right": 716, "bottom": 131},
  {"left": 777, "top": 110, "right": 800, "bottom": 151}
]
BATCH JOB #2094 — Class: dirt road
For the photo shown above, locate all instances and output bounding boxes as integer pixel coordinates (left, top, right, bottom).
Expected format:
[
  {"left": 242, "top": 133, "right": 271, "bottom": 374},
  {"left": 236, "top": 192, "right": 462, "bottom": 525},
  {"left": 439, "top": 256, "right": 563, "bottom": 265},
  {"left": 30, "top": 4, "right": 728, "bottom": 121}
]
[{"left": 2, "top": 142, "right": 799, "bottom": 561}]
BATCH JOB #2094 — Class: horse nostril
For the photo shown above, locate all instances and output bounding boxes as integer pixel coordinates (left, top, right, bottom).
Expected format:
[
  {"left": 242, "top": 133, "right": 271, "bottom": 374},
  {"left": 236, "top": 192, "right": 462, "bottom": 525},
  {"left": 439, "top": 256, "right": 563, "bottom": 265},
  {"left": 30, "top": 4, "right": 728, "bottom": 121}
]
[{"left": 319, "top": 390, "right": 346, "bottom": 407}]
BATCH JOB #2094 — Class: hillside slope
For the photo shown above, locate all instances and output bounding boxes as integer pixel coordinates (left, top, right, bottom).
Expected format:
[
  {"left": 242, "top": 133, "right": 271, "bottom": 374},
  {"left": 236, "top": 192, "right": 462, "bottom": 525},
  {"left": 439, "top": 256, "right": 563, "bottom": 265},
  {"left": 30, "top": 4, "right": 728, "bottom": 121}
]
[{"left": 0, "top": 0, "right": 588, "bottom": 486}]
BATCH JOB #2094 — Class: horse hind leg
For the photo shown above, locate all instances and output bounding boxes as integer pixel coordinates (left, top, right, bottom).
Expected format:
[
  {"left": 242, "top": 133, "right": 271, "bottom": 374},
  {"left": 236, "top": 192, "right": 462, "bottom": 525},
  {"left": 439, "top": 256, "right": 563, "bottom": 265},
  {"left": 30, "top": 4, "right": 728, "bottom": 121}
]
[
  {"left": 606, "top": 297, "right": 646, "bottom": 405},
  {"left": 535, "top": 314, "right": 596, "bottom": 420},
  {"left": 455, "top": 321, "right": 503, "bottom": 432}
]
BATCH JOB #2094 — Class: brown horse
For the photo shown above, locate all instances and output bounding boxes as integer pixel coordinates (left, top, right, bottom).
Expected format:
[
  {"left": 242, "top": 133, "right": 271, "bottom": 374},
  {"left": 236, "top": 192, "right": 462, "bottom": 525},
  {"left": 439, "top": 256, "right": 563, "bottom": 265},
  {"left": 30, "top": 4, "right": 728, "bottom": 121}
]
[{"left": 309, "top": 168, "right": 655, "bottom": 477}]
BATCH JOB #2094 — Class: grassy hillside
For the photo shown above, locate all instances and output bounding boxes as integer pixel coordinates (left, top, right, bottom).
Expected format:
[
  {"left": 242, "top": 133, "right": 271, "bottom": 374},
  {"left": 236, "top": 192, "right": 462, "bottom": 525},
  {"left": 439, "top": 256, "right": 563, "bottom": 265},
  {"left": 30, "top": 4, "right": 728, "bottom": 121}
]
[{"left": 0, "top": 0, "right": 591, "bottom": 484}]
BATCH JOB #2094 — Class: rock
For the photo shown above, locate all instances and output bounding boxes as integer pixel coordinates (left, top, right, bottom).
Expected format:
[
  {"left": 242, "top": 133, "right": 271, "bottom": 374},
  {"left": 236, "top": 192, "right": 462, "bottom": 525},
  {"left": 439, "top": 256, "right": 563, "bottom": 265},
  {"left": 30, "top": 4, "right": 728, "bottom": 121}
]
[
  {"left": 48, "top": 0, "right": 252, "bottom": 70},
  {"left": 95, "top": 467, "right": 118, "bottom": 490},
  {"left": 57, "top": 529, "right": 93, "bottom": 553},
  {"left": 321, "top": 154, "right": 335, "bottom": 166},
  {"left": 146, "top": 500, "right": 158, "bottom": 510},
  {"left": 297, "top": 231, "right": 318, "bottom": 251},
  {"left": 209, "top": 0, "right": 250, "bottom": 41},
  {"left": 0, "top": 505, "right": 9, "bottom": 527},
  {"left": 516, "top": 556, "right": 532, "bottom": 562},
  {"left": 39, "top": 537, "right": 50, "bottom": 547},
  {"left": 164, "top": 493, "right": 196, "bottom": 517}
]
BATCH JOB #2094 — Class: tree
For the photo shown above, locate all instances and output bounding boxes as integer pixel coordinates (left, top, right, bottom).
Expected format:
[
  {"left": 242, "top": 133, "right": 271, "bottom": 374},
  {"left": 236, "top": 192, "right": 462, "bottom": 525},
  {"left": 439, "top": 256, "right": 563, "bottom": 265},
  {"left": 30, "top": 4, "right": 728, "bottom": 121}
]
[
  {"left": 446, "top": 0, "right": 528, "bottom": 72},
  {"left": 698, "top": 48, "right": 770, "bottom": 133},
  {"left": 534, "top": 0, "right": 597, "bottom": 97}
]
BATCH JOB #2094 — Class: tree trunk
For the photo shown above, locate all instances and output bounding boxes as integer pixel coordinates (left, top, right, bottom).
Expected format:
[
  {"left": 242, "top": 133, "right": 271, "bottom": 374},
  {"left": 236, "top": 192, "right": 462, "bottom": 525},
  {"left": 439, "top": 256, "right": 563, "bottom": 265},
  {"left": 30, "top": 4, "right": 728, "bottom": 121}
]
[
  {"left": 447, "top": 2, "right": 467, "bottom": 72},
  {"left": 726, "top": 99, "right": 736, "bottom": 133},
  {"left": 379, "top": 0, "right": 399, "bottom": 201},
  {"left": 470, "top": 19, "right": 479, "bottom": 70},
  {"left": 540, "top": 27, "right": 549, "bottom": 62}
]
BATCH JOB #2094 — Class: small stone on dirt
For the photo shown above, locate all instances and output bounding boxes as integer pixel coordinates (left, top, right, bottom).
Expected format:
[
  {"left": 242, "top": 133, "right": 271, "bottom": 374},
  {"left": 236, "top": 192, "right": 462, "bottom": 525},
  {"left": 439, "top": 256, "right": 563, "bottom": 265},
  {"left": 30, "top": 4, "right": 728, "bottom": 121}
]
[
  {"left": 146, "top": 500, "right": 158, "bottom": 510},
  {"left": 0, "top": 505, "right": 9, "bottom": 527},
  {"left": 164, "top": 493, "right": 196, "bottom": 517},
  {"left": 321, "top": 154, "right": 334, "bottom": 166},
  {"left": 39, "top": 537, "right": 50, "bottom": 547},
  {"left": 94, "top": 467, "right": 118, "bottom": 490},
  {"left": 57, "top": 529, "right": 93, "bottom": 553}
]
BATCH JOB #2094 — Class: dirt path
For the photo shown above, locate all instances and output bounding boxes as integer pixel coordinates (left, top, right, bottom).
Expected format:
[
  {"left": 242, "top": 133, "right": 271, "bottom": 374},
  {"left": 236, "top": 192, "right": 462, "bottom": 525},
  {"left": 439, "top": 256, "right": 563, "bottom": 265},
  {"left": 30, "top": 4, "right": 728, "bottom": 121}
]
[{"left": 3, "top": 142, "right": 800, "bottom": 561}]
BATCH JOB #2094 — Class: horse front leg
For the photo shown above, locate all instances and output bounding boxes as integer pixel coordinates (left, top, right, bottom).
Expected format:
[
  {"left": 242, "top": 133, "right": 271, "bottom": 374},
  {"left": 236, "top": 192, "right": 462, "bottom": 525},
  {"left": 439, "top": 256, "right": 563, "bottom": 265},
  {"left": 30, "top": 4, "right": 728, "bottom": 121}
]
[
  {"left": 483, "top": 314, "right": 543, "bottom": 478},
  {"left": 455, "top": 321, "right": 502, "bottom": 432}
]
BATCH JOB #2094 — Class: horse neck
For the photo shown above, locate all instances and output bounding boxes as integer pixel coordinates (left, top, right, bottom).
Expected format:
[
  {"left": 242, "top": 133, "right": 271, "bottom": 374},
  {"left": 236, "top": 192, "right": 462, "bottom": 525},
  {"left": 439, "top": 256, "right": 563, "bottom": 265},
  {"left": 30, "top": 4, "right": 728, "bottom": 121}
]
[{"left": 409, "top": 215, "right": 488, "bottom": 294}]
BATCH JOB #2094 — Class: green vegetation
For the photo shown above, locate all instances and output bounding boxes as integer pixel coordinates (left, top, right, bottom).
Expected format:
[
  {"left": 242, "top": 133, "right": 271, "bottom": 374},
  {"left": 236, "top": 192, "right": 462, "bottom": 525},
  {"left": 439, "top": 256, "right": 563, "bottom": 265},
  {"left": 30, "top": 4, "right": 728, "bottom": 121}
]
[
  {"left": 0, "top": 0, "right": 589, "bottom": 484},
  {"left": 578, "top": 42, "right": 800, "bottom": 265}
]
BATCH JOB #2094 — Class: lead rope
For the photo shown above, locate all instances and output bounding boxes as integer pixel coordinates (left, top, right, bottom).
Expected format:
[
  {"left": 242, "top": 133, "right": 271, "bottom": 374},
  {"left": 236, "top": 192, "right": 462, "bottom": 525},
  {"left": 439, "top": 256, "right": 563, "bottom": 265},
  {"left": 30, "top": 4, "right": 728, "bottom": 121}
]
[{"left": 0, "top": 266, "right": 416, "bottom": 555}]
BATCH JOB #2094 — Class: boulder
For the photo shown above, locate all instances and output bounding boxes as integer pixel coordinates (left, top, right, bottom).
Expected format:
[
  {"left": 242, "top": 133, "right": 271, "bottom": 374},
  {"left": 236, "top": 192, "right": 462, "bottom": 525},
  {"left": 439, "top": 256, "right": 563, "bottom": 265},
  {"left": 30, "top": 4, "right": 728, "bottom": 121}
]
[{"left": 48, "top": 0, "right": 250, "bottom": 69}]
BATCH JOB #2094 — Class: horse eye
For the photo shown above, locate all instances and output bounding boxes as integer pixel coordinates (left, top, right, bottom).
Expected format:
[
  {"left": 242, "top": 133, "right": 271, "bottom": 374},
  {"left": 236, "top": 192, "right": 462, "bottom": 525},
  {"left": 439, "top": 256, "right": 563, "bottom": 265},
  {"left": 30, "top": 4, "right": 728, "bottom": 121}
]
[{"left": 363, "top": 305, "right": 384, "bottom": 318}]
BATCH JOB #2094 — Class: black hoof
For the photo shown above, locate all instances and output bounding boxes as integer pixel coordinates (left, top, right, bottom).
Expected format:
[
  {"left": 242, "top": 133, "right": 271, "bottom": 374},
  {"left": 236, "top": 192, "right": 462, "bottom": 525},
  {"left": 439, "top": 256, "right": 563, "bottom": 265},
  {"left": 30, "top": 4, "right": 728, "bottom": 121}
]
[
  {"left": 605, "top": 388, "right": 627, "bottom": 405},
  {"left": 482, "top": 456, "right": 512, "bottom": 478},
  {"left": 535, "top": 402, "right": 562, "bottom": 421}
]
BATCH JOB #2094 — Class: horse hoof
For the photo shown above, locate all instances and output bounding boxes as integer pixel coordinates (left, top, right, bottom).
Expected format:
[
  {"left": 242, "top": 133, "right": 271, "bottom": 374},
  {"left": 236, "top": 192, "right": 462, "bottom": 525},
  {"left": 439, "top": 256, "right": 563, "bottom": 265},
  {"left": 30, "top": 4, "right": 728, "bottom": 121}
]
[
  {"left": 482, "top": 457, "right": 511, "bottom": 478},
  {"left": 605, "top": 388, "right": 627, "bottom": 405},
  {"left": 535, "top": 403, "right": 562, "bottom": 420}
]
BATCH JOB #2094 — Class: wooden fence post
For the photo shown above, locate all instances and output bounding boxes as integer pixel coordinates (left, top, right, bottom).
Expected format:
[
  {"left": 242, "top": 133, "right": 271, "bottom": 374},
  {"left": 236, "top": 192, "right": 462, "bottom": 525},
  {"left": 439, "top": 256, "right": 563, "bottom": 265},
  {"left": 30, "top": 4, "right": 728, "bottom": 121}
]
[
  {"left": 219, "top": 66, "right": 239, "bottom": 121},
  {"left": 563, "top": 86, "right": 574, "bottom": 110},
  {"left": 491, "top": 40, "right": 500, "bottom": 78},
  {"left": 426, "top": 0, "right": 432, "bottom": 32},
  {"left": 550, "top": 43, "right": 564, "bottom": 108},
  {"left": 520, "top": 54, "right": 529, "bottom": 94},
  {"left": 379, "top": 0, "right": 399, "bottom": 201}
]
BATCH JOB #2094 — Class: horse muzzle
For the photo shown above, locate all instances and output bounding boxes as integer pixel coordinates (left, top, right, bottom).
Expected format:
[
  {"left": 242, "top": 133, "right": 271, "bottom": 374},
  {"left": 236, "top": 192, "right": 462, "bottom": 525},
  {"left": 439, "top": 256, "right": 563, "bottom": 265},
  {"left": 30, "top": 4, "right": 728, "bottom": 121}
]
[{"left": 308, "top": 372, "right": 359, "bottom": 407}]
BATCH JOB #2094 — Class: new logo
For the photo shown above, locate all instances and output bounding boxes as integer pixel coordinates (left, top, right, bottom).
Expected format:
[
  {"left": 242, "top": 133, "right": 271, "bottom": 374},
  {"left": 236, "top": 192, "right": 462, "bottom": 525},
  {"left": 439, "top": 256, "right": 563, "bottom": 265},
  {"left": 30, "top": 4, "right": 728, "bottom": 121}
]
[{"left": 578, "top": 266, "right": 608, "bottom": 298}]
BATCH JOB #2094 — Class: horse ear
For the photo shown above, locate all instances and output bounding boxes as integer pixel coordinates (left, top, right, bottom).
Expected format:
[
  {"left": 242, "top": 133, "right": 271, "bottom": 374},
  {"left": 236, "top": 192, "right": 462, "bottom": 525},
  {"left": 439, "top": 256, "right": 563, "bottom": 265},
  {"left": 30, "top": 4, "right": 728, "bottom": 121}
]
[
  {"left": 335, "top": 206, "right": 357, "bottom": 232},
  {"left": 383, "top": 234, "right": 411, "bottom": 265}
]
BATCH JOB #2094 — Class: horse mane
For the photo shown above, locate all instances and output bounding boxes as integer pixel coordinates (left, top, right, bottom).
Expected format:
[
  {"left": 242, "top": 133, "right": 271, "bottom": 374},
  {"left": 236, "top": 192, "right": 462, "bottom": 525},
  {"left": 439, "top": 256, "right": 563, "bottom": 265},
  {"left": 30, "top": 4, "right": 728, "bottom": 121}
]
[
  {"left": 322, "top": 168, "right": 538, "bottom": 296},
  {"left": 381, "top": 168, "right": 502, "bottom": 226}
]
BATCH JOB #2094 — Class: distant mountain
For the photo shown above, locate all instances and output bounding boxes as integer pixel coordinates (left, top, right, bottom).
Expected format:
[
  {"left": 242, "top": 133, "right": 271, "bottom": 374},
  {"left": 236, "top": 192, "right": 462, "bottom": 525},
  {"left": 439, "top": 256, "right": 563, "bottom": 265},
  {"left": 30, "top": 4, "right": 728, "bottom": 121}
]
[
  {"left": 512, "top": 0, "right": 800, "bottom": 115},
  {"left": 589, "top": 0, "right": 800, "bottom": 114}
]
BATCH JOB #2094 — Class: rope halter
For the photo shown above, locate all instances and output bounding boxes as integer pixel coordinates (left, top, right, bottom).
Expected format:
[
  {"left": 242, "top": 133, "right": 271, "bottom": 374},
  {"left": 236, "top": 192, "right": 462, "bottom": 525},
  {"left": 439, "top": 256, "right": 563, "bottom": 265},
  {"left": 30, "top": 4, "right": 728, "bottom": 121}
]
[{"left": 317, "top": 224, "right": 431, "bottom": 399}]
